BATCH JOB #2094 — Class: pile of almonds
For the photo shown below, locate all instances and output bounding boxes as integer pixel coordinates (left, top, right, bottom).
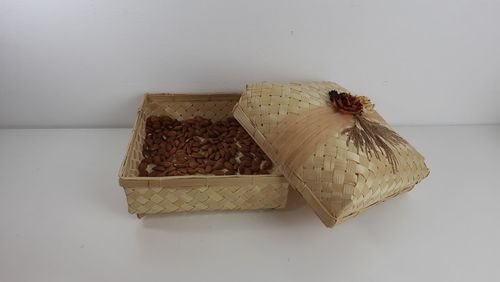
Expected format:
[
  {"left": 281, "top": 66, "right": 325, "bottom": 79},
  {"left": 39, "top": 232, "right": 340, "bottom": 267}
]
[{"left": 138, "top": 116, "right": 273, "bottom": 177}]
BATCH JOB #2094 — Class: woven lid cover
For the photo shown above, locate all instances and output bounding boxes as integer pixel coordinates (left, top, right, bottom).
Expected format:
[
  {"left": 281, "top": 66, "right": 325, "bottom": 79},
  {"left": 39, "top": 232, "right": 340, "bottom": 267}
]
[{"left": 233, "top": 81, "right": 429, "bottom": 227}]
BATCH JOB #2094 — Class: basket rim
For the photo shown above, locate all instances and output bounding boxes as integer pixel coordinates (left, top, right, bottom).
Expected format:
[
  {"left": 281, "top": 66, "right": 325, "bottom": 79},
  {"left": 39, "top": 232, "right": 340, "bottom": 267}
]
[
  {"left": 120, "top": 174, "right": 285, "bottom": 180},
  {"left": 144, "top": 92, "right": 242, "bottom": 102},
  {"left": 118, "top": 94, "right": 147, "bottom": 180}
]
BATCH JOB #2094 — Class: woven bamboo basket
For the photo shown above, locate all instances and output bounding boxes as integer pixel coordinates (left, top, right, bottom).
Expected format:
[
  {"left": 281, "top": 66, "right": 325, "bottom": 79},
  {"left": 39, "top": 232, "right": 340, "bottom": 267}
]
[
  {"left": 233, "top": 81, "right": 429, "bottom": 227},
  {"left": 119, "top": 93, "right": 289, "bottom": 217}
]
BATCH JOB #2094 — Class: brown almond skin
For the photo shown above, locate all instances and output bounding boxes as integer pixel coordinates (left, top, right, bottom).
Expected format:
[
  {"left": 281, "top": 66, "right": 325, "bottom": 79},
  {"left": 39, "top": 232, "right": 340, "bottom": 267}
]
[
  {"left": 254, "top": 154, "right": 262, "bottom": 162},
  {"left": 239, "top": 156, "right": 251, "bottom": 163},
  {"left": 153, "top": 166, "right": 165, "bottom": 171},
  {"left": 238, "top": 164, "right": 246, "bottom": 174},
  {"left": 165, "top": 166, "right": 176, "bottom": 173},
  {"left": 241, "top": 160, "right": 252, "bottom": 168},
  {"left": 212, "top": 170, "right": 225, "bottom": 175},
  {"left": 174, "top": 158, "right": 186, "bottom": 164},
  {"left": 160, "top": 161, "right": 172, "bottom": 168},
  {"left": 251, "top": 163, "right": 260, "bottom": 172},
  {"left": 191, "top": 152, "right": 204, "bottom": 159},
  {"left": 224, "top": 161, "right": 233, "bottom": 170},
  {"left": 205, "top": 165, "right": 212, "bottom": 173},
  {"left": 138, "top": 166, "right": 148, "bottom": 176},
  {"left": 149, "top": 171, "right": 162, "bottom": 177},
  {"left": 189, "top": 161, "right": 198, "bottom": 168},
  {"left": 262, "top": 160, "right": 272, "bottom": 170},
  {"left": 158, "top": 148, "right": 168, "bottom": 157},
  {"left": 252, "top": 160, "right": 260, "bottom": 168},
  {"left": 138, "top": 162, "right": 148, "bottom": 171},
  {"left": 213, "top": 159, "right": 224, "bottom": 170},
  {"left": 165, "top": 131, "right": 176, "bottom": 137},
  {"left": 165, "top": 143, "right": 172, "bottom": 151},
  {"left": 152, "top": 156, "right": 161, "bottom": 164}
]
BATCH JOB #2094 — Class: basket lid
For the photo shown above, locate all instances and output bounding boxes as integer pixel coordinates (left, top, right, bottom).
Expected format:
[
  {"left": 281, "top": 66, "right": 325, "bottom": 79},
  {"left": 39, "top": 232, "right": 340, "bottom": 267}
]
[{"left": 233, "top": 81, "right": 429, "bottom": 227}]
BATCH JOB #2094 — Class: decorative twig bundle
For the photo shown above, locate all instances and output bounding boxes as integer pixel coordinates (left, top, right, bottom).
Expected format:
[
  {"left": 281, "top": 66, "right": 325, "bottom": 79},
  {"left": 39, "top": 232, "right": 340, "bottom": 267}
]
[{"left": 329, "top": 90, "right": 408, "bottom": 172}]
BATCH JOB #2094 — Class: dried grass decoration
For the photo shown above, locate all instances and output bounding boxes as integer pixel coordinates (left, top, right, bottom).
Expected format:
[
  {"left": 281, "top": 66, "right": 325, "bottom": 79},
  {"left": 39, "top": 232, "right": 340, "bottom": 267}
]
[{"left": 329, "top": 90, "right": 407, "bottom": 172}]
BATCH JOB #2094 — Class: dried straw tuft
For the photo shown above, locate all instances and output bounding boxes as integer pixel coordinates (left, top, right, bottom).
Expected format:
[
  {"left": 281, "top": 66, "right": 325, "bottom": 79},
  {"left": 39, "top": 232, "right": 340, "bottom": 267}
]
[{"left": 342, "top": 115, "right": 408, "bottom": 172}]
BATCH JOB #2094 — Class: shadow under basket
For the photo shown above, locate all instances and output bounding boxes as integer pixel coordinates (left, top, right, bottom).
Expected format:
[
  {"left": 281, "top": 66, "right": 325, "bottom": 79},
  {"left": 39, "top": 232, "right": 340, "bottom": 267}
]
[{"left": 118, "top": 93, "right": 289, "bottom": 217}]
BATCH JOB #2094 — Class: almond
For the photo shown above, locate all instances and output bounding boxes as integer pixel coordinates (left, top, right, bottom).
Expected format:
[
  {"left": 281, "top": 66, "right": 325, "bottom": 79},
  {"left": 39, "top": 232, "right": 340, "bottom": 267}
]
[
  {"left": 166, "top": 131, "right": 176, "bottom": 137},
  {"left": 141, "top": 116, "right": 274, "bottom": 177},
  {"left": 212, "top": 170, "right": 225, "bottom": 175},
  {"left": 205, "top": 165, "right": 212, "bottom": 173},
  {"left": 214, "top": 159, "right": 224, "bottom": 170},
  {"left": 191, "top": 152, "right": 204, "bottom": 159},
  {"left": 160, "top": 161, "right": 172, "bottom": 168},
  {"left": 189, "top": 161, "right": 198, "bottom": 168},
  {"left": 153, "top": 166, "right": 165, "bottom": 171},
  {"left": 224, "top": 161, "right": 233, "bottom": 170}
]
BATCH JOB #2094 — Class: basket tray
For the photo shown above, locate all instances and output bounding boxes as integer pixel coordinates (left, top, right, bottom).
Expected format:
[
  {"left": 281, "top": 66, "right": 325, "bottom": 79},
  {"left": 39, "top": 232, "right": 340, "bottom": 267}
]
[{"left": 118, "top": 93, "right": 289, "bottom": 216}]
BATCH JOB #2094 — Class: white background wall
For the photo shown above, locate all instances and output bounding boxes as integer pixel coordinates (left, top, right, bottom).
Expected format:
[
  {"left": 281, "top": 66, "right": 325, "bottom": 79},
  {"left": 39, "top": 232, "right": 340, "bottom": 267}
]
[{"left": 1, "top": 0, "right": 499, "bottom": 128}]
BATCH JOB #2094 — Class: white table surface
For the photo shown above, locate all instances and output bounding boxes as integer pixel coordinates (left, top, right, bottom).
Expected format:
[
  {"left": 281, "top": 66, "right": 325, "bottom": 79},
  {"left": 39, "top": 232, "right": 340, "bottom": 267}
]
[{"left": 0, "top": 125, "right": 499, "bottom": 282}]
